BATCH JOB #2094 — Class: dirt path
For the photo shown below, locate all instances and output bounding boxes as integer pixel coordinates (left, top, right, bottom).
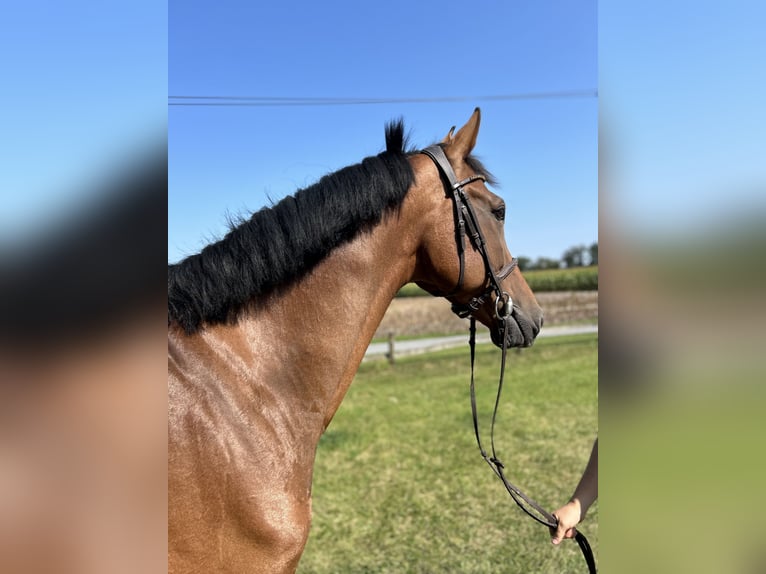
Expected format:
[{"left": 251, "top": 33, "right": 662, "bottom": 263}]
[{"left": 374, "top": 291, "right": 597, "bottom": 338}]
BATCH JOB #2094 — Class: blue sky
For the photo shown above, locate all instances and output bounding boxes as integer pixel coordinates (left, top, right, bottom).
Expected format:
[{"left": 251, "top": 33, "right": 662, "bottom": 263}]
[
  {"left": 0, "top": 1, "right": 166, "bottom": 246},
  {"left": 4, "top": 2, "right": 757, "bottom": 263},
  {"left": 600, "top": 1, "right": 765, "bottom": 236},
  {"left": 169, "top": 1, "right": 598, "bottom": 263}
]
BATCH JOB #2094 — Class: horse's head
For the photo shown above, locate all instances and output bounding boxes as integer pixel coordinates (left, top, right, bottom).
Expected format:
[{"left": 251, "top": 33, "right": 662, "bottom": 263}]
[{"left": 411, "top": 108, "right": 543, "bottom": 348}]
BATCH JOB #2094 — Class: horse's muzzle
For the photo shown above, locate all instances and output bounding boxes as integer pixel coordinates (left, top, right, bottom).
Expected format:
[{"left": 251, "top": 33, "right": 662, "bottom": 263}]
[{"left": 490, "top": 310, "right": 542, "bottom": 348}]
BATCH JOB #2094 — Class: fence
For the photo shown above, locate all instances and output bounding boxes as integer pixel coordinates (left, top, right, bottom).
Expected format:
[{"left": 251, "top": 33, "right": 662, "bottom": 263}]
[{"left": 364, "top": 325, "right": 598, "bottom": 364}]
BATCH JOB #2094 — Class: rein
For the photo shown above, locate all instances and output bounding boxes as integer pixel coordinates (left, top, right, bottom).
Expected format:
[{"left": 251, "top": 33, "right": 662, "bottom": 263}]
[{"left": 421, "top": 145, "right": 597, "bottom": 573}]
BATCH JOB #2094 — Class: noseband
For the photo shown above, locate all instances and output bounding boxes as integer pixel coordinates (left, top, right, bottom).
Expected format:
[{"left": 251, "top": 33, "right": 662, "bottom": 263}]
[{"left": 421, "top": 145, "right": 597, "bottom": 574}]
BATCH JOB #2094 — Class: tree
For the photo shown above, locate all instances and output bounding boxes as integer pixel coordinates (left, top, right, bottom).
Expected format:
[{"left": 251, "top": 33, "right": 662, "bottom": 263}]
[
  {"left": 561, "top": 245, "right": 587, "bottom": 268},
  {"left": 517, "top": 256, "right": 532, "bottom": 271},
  {"left": 534, "top": 257, "right": 561, "bottom": 270},
  {"left": 588, "top": 242, "right": 598, "bottom": 266}
]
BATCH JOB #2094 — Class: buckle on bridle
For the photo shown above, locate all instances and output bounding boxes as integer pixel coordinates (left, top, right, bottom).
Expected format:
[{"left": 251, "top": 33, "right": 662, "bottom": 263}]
[
  {"left": 451, "top": 293, "right": 486, "bottom": 319},
  {"left": 495, "top": 291, "right": 512, "bottom": 319}
]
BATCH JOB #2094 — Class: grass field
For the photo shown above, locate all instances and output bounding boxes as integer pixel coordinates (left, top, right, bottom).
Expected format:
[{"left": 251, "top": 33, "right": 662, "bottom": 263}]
[{"left": 299, "top": 333, "right": 598, "bottom": 573}]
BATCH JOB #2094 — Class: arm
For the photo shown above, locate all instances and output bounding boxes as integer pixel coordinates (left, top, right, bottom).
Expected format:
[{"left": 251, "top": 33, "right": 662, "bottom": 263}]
[{"left": 551, "top": 438, "right": 598, "bottom": 545}]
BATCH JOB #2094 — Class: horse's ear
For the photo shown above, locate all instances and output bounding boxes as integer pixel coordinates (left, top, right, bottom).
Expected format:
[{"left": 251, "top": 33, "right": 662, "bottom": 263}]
[
  {"left": 445, "top": 108, "right": 481, "bottom": 162},
  {"left": 441, "top": 126, "right": 456, "bottom": 144}
]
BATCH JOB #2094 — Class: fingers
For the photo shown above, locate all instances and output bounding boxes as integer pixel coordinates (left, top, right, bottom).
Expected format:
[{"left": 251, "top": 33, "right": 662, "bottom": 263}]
[
  {"left": 550, "top": 526, "right": 567, "bottom": 545},
  {"left": 549, "top": 500, "right": 584, "bottom": 545},
  {"left": 550, "top": 515, "right": 565, "bottom": 545},
  {"left": 551, "top": 527, "right": 577, "bottom": 544},
  {"left": 550, "top": 514, "right": 577, "bottom": 545}
]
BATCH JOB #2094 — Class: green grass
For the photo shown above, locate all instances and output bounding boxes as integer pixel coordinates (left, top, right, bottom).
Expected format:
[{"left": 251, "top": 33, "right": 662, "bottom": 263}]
[
  {"left": 600, "top": 384, "right": 766, "bottom": 573},
  {"left": 299, "top": 333, "right": 598, "bottom": 573}
]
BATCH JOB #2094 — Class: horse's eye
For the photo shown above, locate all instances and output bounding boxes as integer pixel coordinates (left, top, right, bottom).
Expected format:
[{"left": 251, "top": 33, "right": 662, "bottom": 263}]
[{"left": 492, "top": 205, "right": 506, "bottom": 221}]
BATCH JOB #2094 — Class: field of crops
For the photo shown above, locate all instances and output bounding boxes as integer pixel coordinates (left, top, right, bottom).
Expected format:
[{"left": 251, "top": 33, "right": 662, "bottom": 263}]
[
  {"left": 524, "top": 265, "right": 598, "bottom": 292},
  {"left": 298, "top": 333, "right": 598, "bottom": 573},
  {"left": 397, "top": 266, "right": 598, "bottom": 297}
]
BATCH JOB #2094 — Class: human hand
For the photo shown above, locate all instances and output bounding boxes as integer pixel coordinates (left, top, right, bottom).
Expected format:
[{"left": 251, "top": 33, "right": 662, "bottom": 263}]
[{"left": 550, "top": 499, "right": 582, "bottom": 545}]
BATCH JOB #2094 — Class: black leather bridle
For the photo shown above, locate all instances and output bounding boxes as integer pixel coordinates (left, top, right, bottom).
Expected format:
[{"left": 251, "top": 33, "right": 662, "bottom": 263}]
[
  {"left": 421, "top": 145, "right": 516, "bottom": 320},
  {"left": 421, "top": 145, "right": 597, "bottom": 574}
]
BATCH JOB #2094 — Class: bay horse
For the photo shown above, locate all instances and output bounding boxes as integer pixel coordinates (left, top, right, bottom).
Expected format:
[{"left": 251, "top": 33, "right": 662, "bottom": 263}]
[{"left": 168, "top": 109, "right": 544, "bottom": 573}]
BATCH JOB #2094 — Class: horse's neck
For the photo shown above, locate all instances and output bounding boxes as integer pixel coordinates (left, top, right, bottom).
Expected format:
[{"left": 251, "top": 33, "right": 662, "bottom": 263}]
[{"left": 236, "top": 213, "right": 418, "bottom": 434}]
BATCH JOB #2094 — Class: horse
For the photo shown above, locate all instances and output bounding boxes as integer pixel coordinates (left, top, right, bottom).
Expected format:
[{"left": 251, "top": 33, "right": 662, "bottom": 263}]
[{"left": 168, "top": 108, "right": 544, "bottom": 573}]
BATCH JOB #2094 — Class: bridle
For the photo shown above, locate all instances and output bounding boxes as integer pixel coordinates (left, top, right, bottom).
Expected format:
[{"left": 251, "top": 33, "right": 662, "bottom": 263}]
[
  {"left": 421, "top": 145, "right": 516, "bottom": 319},
  {"left": 421, "top": 145, "right": 597, "bottom": 574}
]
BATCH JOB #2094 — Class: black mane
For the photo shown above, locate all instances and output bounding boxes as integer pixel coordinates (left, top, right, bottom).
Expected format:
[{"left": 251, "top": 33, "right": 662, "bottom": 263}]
[{"left": 168, "top": 121, "right": 416, "bottom": 334}]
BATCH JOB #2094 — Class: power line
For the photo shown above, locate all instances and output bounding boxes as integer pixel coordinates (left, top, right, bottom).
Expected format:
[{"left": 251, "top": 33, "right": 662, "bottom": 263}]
[{"left": 168, "top": 89, "right": 597, "bottom": 107}]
